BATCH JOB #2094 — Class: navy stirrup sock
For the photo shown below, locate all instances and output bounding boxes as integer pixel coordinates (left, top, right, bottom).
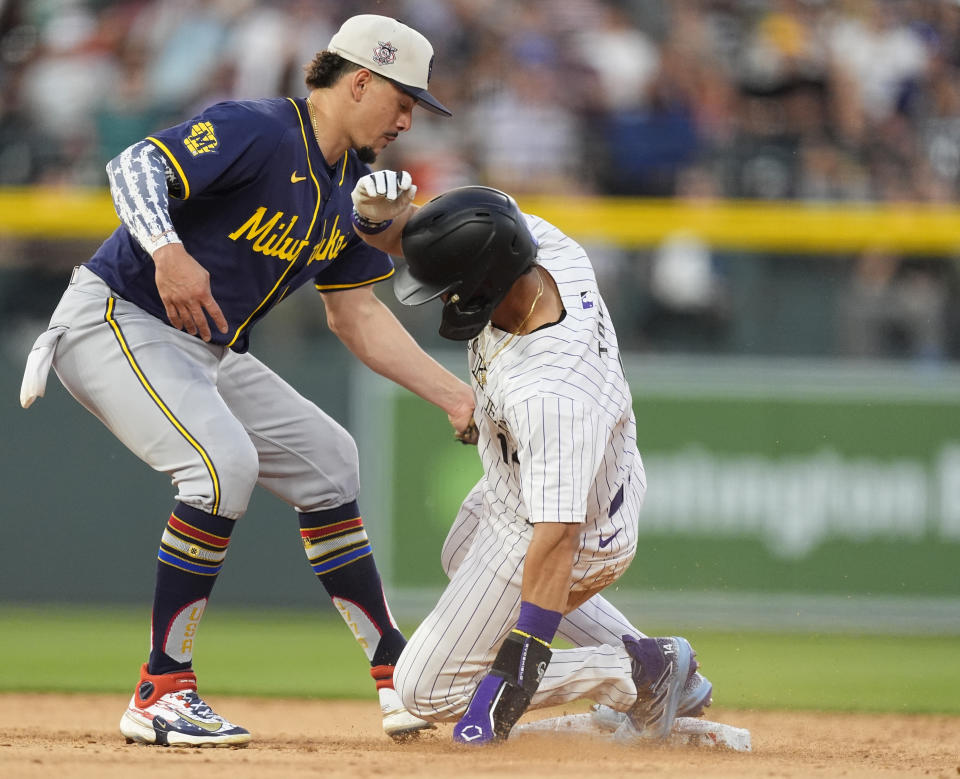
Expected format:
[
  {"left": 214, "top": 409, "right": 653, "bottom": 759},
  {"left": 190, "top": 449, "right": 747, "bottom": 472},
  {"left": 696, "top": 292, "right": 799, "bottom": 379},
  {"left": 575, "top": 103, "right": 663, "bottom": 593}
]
[
  {"left": 299, "top": 500, "right": 405, "bottom": 665},
  {"left": 148, "top": 503, "right": 236, "bottom": 675}
]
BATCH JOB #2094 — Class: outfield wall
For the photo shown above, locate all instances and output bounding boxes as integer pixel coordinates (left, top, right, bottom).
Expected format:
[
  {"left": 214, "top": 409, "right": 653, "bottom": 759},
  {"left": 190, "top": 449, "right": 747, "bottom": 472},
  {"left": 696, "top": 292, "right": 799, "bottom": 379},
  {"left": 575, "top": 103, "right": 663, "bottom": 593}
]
[
  {"left": 2, "top": 190, "right": 959, "bottom": 631},
  {"left": 2, "top": 338, "right": 958, "bottom": 632},
  {"left": 3, "top": 188, "right": 960, "bottom": 253},
  {"left": 353, "top": 353, "right": 960, "bottom": 633}
]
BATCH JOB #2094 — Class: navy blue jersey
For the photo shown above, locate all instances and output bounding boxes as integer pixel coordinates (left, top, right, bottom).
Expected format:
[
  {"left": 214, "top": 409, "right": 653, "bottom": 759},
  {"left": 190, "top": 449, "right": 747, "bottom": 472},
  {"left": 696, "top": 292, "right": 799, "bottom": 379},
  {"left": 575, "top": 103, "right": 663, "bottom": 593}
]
[{"left": 86, "top": 98, "right": 393, "bottom": 353}]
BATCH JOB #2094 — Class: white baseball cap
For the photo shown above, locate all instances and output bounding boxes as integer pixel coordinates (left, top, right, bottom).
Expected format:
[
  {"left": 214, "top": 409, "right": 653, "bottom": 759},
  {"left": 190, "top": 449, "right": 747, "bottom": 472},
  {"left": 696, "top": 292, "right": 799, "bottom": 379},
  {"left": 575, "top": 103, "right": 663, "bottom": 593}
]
[{"left": 328, "top": 14, "right": 452, "bottom": 117}]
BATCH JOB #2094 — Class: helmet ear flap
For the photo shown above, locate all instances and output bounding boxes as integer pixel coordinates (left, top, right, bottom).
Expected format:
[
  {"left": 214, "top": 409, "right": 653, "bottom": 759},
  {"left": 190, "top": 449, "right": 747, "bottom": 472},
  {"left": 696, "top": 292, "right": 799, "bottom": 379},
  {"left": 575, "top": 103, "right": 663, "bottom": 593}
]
[{"left": 439, "top": 297, "right": 493, "bottom": 340}]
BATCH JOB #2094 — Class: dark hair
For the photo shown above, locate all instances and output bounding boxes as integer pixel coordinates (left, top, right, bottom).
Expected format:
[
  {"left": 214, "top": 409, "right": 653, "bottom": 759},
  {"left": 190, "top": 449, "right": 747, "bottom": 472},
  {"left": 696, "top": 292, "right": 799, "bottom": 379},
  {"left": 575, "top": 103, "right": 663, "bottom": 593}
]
[{"left": 304, "top": 51, "right": 362, "bottom": 89}]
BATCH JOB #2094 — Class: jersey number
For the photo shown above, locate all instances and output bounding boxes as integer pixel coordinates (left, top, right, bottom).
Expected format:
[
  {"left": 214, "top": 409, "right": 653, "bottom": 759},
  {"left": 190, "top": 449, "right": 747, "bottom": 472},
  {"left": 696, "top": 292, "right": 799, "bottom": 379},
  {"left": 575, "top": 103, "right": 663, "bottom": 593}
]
[{"left": 497, "top": 433, "right": 519, "bottom": 465}]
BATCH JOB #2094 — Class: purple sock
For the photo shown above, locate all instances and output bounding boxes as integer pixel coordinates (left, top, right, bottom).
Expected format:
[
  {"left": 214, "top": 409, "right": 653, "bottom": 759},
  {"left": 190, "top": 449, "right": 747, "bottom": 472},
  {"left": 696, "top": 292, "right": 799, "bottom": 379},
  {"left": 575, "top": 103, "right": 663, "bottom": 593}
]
[{"left": 515, "top": 601, "right": 562, "bottom": 645}]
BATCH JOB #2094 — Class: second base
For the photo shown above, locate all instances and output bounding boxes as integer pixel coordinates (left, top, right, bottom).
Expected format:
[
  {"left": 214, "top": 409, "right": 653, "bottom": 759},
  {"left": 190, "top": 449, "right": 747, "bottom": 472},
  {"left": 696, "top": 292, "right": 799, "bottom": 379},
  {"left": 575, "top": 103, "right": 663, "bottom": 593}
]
[{"left": 514, "top": 712, "right": 752, "bottom": 752}]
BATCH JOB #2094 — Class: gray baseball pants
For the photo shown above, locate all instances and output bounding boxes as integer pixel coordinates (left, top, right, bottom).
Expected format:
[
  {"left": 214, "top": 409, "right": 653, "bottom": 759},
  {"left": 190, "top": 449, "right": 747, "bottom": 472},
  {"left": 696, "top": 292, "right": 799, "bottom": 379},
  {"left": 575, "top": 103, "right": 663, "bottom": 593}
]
[{"left": 47, "top": 266, "right": 358, "bottom": 519}]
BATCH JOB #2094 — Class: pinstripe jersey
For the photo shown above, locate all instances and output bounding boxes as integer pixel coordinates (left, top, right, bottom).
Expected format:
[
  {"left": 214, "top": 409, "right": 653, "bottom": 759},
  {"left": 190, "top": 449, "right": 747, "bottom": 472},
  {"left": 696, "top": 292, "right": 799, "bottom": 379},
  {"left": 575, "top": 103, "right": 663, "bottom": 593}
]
[
  {"left": 467, "top": 214, "right": 644, "bottom": 580},
  {"left": 393, "top": 213, "right": 650, "bottom": 720}
]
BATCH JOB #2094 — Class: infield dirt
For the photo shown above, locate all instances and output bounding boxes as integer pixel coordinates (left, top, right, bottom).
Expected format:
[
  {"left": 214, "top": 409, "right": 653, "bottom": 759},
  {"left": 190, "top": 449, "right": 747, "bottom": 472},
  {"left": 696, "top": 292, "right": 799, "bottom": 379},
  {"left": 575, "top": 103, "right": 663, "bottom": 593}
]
[{"left": 0, "top": 693, "right": 957, "bottom": 778}]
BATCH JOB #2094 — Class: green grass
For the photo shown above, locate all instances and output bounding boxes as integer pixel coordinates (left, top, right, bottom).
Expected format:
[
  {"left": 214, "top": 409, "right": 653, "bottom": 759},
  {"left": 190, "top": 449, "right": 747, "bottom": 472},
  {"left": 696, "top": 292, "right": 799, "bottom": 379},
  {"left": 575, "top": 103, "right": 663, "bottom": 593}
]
[
  {"left": 688, "top": 632, "right": 960, "bottom": 714},
  {"left": 0, "top": 605, "right": 374, "bottom": 699},
  {"left": 1, "top": 606, "right": 957, "bottom": 714}
]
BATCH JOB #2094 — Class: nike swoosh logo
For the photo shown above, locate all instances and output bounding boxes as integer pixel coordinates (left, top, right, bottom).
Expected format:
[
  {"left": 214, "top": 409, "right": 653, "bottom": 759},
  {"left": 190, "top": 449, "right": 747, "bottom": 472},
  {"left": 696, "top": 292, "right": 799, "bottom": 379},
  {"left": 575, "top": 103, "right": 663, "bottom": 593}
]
[
  {"left": 290, "top": 171, "right": 306, "bottom": 183},
  {"left": 598, "top": 528, "right": 622, "bottom": 548},
  {"left": 178, "top": 712, "right": 224, "bottom": 732}
]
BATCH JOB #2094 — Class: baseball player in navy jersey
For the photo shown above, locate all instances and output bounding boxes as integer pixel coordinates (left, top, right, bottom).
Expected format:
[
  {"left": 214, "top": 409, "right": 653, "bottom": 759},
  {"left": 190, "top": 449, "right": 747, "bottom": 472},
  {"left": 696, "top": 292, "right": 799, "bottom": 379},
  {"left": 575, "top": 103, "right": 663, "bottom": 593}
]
[
  {"left": 380, "top": 185, "right": 713, "bottom": 745},
  {"left": 19, "top": 15, "right": 476, "bottom": 747}
]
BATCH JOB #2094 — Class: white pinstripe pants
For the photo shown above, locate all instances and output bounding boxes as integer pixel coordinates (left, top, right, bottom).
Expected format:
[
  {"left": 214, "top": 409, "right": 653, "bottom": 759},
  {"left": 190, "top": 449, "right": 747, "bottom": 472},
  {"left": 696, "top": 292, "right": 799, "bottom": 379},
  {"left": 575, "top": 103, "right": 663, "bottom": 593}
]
[{"left": 394, "top": 481, "right": 648, "bottom": 722}]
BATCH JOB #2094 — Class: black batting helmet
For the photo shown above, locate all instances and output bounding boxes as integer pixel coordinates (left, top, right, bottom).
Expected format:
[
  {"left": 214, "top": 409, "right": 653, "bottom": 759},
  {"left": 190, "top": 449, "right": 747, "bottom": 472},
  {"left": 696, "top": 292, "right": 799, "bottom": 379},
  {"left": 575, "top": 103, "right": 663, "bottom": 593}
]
[{"left": 394, "top": 186, "right": 538, "bottom": 340}]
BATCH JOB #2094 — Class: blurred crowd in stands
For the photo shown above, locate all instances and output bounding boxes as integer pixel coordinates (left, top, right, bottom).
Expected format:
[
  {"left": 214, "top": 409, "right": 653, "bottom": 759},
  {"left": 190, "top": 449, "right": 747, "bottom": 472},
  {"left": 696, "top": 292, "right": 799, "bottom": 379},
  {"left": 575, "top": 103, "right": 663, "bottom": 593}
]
[
  {"left": 1, "top": 0, "right": 958, "bottom": 362},
  {"left": 4, "top": 0, "right": 960, "bottom": 199}
]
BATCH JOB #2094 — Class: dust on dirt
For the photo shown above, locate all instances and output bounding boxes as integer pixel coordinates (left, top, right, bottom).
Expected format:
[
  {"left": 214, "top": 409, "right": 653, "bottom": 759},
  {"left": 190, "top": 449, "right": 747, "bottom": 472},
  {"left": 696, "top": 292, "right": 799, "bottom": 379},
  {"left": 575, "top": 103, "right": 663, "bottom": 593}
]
[{"left": 1, "top": 694, "right": 957, "bottom": 778}]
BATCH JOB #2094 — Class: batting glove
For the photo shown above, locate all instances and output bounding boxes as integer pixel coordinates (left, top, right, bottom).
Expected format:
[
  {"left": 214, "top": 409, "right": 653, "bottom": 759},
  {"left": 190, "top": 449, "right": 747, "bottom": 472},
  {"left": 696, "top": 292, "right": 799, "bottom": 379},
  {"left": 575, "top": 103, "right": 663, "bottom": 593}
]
[
  {"left": 351, "top": 170, "right": 418, "bottom": 224},
  {"left": 20, "top": 325, "right": 68, "bottom": 408}
]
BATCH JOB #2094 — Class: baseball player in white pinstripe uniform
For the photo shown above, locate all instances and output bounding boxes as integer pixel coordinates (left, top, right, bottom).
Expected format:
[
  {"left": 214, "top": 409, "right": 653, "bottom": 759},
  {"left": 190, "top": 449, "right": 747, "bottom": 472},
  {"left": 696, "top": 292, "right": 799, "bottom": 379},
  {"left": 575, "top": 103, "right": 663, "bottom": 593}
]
[{"left": 386, "top": 185, "right": 713, "bottom": 745}]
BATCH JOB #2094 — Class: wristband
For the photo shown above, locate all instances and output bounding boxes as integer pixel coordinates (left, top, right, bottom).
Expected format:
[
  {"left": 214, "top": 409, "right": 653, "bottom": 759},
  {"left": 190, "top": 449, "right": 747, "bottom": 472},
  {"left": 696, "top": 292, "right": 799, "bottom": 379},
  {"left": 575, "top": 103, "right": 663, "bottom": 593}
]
[
  {"left": 515, "top": 601, "right": 562, "bottom": 645},
  {"left": 351, "top": 208, "right": 393, "bottom": 235},
  {"left": 143, "top": 228, "right": 182, "bottom": 256}
]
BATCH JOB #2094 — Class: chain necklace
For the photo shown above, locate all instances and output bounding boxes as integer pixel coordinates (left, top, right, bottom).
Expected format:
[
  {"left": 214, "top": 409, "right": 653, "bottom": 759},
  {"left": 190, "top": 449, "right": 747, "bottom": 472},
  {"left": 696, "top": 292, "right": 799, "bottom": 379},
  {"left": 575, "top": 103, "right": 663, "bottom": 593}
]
[
  {"left": 478, "top": 268, "right": 544, "bottom": 386},
  {"left": 305, "top": 96, "right": 322, "bottom": 148}
]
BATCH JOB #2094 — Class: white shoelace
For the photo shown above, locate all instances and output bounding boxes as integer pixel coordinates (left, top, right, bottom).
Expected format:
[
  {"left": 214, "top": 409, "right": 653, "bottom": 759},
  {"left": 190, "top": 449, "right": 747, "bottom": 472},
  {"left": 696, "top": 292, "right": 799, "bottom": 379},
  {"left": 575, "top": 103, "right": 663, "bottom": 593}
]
[{"left": 179, "top": 691, "right": 218, "bottom": 720}]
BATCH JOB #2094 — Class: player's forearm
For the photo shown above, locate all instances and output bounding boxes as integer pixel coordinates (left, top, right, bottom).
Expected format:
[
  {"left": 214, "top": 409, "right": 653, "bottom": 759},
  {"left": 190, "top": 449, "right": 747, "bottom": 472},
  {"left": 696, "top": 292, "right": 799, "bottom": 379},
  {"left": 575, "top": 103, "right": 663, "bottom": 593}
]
[
  {"left": 371, "top": 328, "right": 468, "bottom": 414},
  {"left": 454, "top": 525, "right": 572, "bottom": 745},
  {"left": 354, "top": 203, "right": 418, "bottom": 257},
  {"left": 520, "top": 522, "right": 580, "bottom": 613},
  {"left": 325, "top": 288, "right": 470, "bottom": 415}
]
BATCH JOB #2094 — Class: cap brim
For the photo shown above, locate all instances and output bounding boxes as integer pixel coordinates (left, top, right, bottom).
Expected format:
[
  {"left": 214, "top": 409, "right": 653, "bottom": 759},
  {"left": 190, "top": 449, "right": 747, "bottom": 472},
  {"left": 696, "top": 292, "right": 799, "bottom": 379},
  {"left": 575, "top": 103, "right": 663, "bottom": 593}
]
[
  {"left": 393, "top": 264, "right": 454, "bottom": 305},
  {"left": 392, "top": 81, "right": 452, "bottom": 116}
]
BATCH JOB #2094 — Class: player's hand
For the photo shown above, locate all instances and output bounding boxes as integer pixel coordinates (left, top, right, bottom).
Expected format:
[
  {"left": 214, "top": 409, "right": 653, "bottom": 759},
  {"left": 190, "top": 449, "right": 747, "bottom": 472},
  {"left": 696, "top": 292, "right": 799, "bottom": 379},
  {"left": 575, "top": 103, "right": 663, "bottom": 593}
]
[
  {"left": 448, "top": 386, "right": 478, "bottom": 445},
  {"left": 454, "top": 418, "right": 478, "bottom": 446},
  {"left": 153, "top": 243, "right": 229, "bottom": 342},
  {"left": 351, "top": 170, "right": 417, "bottom": 223}
]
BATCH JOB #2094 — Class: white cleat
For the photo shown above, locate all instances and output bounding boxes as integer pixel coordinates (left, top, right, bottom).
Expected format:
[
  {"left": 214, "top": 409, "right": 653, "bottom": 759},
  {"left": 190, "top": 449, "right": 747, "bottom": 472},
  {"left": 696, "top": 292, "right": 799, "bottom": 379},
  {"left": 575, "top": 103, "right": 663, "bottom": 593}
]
[
  {"left": 379, "top": 686, "right": 436, "bottom": 741},
  {"left": 119, "top": 663, "right": 250, "bottom": 748}
]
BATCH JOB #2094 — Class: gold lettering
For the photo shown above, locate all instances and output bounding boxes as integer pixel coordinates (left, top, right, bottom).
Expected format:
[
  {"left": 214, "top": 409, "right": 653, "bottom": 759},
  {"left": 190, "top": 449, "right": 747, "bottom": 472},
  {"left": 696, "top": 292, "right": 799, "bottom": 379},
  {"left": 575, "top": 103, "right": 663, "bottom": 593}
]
[
  {"left": 275, "top": 237, "right": 300, "bottom": 261},
  {"left": 229, "top": 208, "right": 311, "bottom": 264},
  {"left": 229, "top": 207, "right": 351, "bottom": 266},
  {"left": 288, "top": 240, "right": 310, "bottom": 262},
  {"left": 257, "top": 216, "right": 299, "bottom": 257},
  {"left": 182, "top": 638, "right": 193, "bottom": 654},
  {"left": 228, "top": 207, "right": 281, "bottom": 242},
  {"left": 255, "top": 222, "right": 285, "bottom": 254},
  {"left": 184, "top": 623, "right": 196, "bottom": 637},
  {"left": 307, "top": 214, "right": 349, "bottom": 266}
]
